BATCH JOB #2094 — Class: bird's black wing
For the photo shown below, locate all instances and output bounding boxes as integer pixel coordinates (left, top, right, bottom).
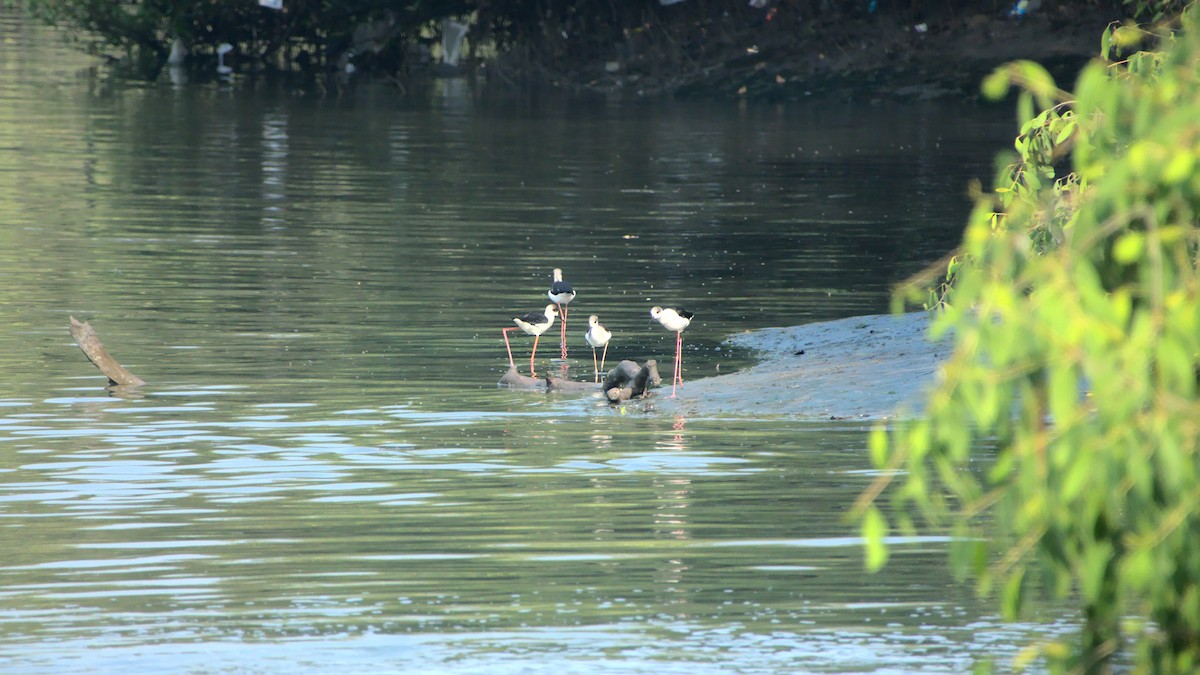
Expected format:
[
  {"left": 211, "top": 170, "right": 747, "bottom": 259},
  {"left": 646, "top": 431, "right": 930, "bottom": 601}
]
[{"left": 516, "top": 309, "right": 548, "bottom": 324}]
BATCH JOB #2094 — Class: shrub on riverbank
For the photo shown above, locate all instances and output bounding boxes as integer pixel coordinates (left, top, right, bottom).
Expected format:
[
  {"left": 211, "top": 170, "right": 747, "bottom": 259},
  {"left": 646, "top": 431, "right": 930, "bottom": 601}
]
[{"left": 858, "top": 2, "right": 1200, "bottom": 672}]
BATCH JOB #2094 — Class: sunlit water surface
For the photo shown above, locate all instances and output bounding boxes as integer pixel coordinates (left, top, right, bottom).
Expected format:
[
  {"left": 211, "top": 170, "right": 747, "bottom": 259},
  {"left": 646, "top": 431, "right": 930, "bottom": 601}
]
[{"left": 0, "top": 10, "right": 1072, "bottom": 673}]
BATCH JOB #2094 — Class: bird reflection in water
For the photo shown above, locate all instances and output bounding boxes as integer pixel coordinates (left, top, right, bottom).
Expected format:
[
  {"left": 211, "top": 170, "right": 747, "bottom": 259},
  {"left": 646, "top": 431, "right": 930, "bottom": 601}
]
[
  {"left": 654, "top": 414, "right": 689, "bottom": 453},
  {"left": 652, "top": 473, "right": 694, "bottom": 607}
]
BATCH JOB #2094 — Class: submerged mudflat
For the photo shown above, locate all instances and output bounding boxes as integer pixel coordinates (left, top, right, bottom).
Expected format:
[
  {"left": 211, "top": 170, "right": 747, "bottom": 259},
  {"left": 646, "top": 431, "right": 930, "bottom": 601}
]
[{"left": 653, "top": 312, "right": 946, "bottom": 420}]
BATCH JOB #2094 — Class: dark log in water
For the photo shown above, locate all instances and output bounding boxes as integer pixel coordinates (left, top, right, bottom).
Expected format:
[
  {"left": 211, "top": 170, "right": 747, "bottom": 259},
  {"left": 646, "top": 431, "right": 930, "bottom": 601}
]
[
  {"left": 601, "top": 360, "right": 641, "bottom": 391},
  {"left": 606, "top": 360, "right": 661, "bottom": 402},
  {"left": 499, "top": 359, "right": 660, "bottom": 401},
  {"left": 498, "top": 366, "right": 602, "bottom": 391},
  {"left": 69, "top": 316, "right": 146, "bottom": 387},
  {"left": 633, "top": 360, "right": 662, "bottom": 393}
]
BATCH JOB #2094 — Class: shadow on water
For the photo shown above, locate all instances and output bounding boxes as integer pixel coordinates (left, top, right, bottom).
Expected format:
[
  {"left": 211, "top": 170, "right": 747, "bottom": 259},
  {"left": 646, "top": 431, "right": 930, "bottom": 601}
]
[{"left": 0, "top": 11, "right": 1074, "bottom": 673}]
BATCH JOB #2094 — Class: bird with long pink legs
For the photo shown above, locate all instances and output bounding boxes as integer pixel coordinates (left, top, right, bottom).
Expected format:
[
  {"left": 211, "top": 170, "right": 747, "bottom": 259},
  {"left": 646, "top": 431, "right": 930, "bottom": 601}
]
[
  {"left": 584, "top": 315, "right": 612, "bottom": 383},
  {"left": 650, "top": 306, "right": 693, "bottom": 398},
  {"left": 502, "top": 304, "right": 558, "bottom": 378},
  {"left": 547, "top": 268, "right": 576, "bottom": 360}
]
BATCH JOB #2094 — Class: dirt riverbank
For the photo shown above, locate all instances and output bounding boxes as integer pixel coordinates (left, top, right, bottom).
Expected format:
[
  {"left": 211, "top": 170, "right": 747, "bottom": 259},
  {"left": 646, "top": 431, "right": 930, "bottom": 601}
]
[
  {"left": 524, "top": 1, "right": 1128, "bottom": 102},
  {"left": 646, "top": 312, "right": 947, "bottom": 420}
]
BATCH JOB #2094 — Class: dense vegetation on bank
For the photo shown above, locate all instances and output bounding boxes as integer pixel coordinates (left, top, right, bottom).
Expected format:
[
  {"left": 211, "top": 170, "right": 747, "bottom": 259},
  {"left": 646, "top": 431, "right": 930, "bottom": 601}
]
[
  {"left": 857, "top": 1, "right": 1200, "bottom": 672},
  {"left": 11, "top": 0, "right": 1134, "bottom": 98}
]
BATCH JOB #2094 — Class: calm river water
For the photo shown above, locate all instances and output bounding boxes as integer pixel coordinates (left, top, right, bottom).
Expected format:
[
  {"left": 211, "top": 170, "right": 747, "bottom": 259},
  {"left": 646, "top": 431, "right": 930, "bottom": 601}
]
[{"left": 0, "top": 10, "right": 1067, "bottom": 673}]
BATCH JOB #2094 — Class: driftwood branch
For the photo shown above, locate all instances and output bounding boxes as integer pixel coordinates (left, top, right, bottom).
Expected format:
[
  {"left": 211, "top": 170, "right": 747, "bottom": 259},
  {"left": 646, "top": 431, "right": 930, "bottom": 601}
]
[
  {"left": 497, "top": 366, "right": 602, "bottom": 391},
  {"left": 69, "top": 316, "right": 145, "bottom": 387}
]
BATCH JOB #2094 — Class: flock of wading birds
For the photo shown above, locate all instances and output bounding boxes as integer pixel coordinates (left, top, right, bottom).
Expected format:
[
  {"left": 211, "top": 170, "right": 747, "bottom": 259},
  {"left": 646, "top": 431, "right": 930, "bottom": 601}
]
[{"left": 502, "top": 268, "right": 694, "bottom": 397}]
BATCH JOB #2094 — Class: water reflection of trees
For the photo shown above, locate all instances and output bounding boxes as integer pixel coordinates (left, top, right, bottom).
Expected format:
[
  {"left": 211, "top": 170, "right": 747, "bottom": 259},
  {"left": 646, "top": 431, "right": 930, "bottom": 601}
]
[{"left": 12, "top": 53, "right": 1013, "bottom": 373}]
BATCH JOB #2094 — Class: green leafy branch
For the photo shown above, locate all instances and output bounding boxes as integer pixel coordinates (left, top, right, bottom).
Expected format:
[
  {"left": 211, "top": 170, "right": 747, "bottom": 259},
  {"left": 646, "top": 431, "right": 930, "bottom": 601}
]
[{"left": 857, "top": 3, "right": 1200, "bottom": 672}]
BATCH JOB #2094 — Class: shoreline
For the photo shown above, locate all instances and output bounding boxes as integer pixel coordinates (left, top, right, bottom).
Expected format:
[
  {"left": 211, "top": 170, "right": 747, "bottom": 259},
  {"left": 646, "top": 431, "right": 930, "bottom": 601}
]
[
  {"left": 516, "top": 4, "right": 1119, "bottom": 103},
  {"left": 649, "top": 312, "right": 946, "bottom": 420}
]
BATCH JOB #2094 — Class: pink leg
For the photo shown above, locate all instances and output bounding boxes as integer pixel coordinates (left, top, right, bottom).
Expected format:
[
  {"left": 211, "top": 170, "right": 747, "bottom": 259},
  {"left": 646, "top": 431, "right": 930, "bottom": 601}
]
[
  {"left": 502, "top": 327, "right": 517, "bottom": 369},
  {"left": 670, "top": 334, "right": 678, "bottom": 398},
  {"left": 600, "top": 343, "right": 608, "bottom": 376},
  {"left": 674, "top": 333, "right": 679, "bottom": 385},
  {"left": 592, "top": 348, "right": 600, "bottom": 383},
  {"left": 670, "top": 332, "right": 683, "bottom": 397},
  {"left": 677, "top": 332, "right": 684, "bottom": 386},
  {"left": 530, "top": 334, "right": 540, "bottom": 378},
  {"left": 558, "top": 304, "right": 569, "bottom": 360}
]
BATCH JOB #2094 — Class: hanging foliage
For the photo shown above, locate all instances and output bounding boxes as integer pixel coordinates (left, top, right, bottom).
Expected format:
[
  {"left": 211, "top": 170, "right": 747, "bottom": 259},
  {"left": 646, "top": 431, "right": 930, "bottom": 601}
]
[{"left": 856, "top": 3, "right": 1200, "bottom": 672}]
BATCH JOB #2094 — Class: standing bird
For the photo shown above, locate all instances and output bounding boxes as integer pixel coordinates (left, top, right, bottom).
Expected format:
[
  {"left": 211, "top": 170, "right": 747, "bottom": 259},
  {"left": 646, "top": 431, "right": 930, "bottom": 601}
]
[
  {"left": 650, "top": 306, "right": 694, "bottom": 398},
  {"left": 547, "top": 268, "right": 576, "bottom": 360},
  {"left": 502, "top": 304, "right": 558, "bottom": 378},
  {"left": 216, "top": 43, "right": 234, "bottom": 75},
  {"left": 584, "top": 315, "right": 612, "bottom": 383}
]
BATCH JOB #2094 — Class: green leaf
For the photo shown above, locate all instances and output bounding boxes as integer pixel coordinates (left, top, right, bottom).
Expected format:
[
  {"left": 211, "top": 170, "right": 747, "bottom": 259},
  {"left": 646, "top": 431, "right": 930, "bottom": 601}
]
[
  {"left": 1001, "top": 567, "right": 1026, "bottom": 620},
  {"left": 1112, "top": 24, "right": 1145, "bottom": 50},
  {"left": 1081, "top": 541, "right": 1115, "bottom": 603},
  {"left": 1112, "top": 231, "right": 1145, "bottom": 264},
  {"left": 982, "top": 69, "right": 1011, "bottom": 100},
  {"left": 972, "top": 658, "right": 997, "bottom": 675},
  {"left": 1123, "top": 547, "right": 1155, "bottom": 590},
  {"left": 1061, "top": 455, "right": 1091, "bottom": 502},
  {"left": 1054, "top": 119, "right": 1077, "bottom": 145},
  {"left": 1015, "top": 61, "right": 1057, "bottom": 102},
  {"left": 1047, "top": 365, "right": 1076, "bottom": 445},
  {"left": 868, "top": 426, "right": 888, "bottom": 468},
  {"left": 1162, "top": 150, "right": 1194, "bottom": 184},
  {"left": 861, "top": 506, "right": 889, "bottom": 572},
  {"left": 1017, "top": 92, "right": 1035, "bottom": 128}
]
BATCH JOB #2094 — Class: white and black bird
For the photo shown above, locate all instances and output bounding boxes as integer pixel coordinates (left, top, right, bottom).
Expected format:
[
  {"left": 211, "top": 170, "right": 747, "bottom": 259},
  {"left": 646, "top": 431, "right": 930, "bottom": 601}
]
[
  {"left": 547, "top": 268, "right": 576, "bottom": 360},
  {"left": 216, "top": 42, "right": 234, "bottom": 75},
  {"left": 584, "top": 315, "right": 612, "bottom": 383},
  {"left": 502, "top": 304, "right": 558, "bottom": 377},
  {"left": 650, "top": 306, "right": 694, "bottom": 398}
]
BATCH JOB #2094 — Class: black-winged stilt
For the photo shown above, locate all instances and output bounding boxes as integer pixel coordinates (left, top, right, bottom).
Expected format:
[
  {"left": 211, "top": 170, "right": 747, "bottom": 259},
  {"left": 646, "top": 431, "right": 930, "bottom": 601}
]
[
  {"left": 502, "top": 304, "right": 558, "bottom": 378},
  {"left": 584, "top": 315, "right": 612, "bottom": 383},
  {"left": 216, "top": 43, "right": 234, "bottom": 75},
  {"left": 650, "top": 306, "right": 693, "bottom": 398},
  {"left": 547, "top": 268, "right": 576, "bottom": 360}
]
